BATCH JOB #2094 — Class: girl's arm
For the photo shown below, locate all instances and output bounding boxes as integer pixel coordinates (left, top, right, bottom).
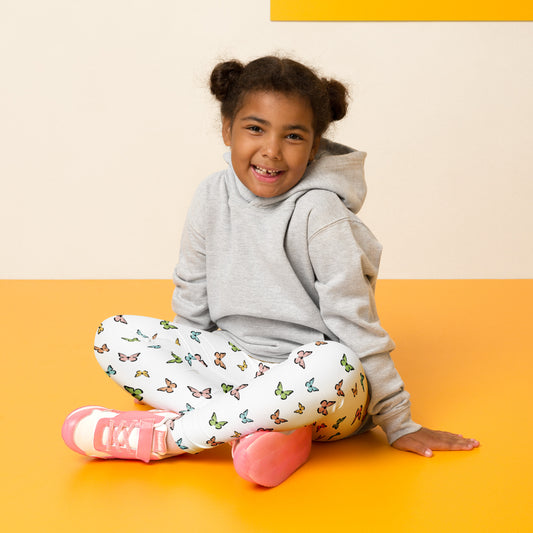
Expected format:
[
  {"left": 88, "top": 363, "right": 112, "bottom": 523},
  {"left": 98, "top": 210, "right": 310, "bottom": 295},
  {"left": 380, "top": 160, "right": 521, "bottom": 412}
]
[
  {"left": 308, "top": 208, "right": 479, "bottom": 451},
  {"left": 171, "top": 189, "right": 216, "bottom": 331}
]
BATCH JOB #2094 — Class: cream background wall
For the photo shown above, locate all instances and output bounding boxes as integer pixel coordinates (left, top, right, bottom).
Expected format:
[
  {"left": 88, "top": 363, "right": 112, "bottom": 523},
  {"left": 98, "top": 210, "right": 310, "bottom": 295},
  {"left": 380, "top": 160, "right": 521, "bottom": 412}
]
[{"left": 1, "top": 0, "right": 532, "bottom": 279}]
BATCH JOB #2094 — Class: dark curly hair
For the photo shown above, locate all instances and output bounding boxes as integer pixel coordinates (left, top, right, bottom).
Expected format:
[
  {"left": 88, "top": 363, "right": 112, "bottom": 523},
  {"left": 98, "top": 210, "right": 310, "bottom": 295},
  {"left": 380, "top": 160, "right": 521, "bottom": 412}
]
[{"left": 210, "top": 56, "right": 349, "bottom": 138}]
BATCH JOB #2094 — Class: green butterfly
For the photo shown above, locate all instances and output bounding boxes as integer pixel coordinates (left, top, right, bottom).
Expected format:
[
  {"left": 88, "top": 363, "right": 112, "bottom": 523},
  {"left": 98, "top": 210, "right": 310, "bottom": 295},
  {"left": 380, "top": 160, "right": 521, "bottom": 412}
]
[
  {"left": 275, "top": 382, "right": 293, "bottom": 400},
  {"left": 333, "top": 416, "right": 346, "bottom": 430},
  {"left": 360, "top": 372, "right": 366, "bottom": 392},
  {"left": 221, "top": 383, "right": 234, "bottom": 393},
  {"left": 121, "top": 337, "right": 140, "bottom": 342},
  {"left": 166, "top": 352, "right": 183, "bottom": 364},
  {"left": 160, "top": 320, "right": 178, "bottom": 330},
  {"left": 228, "top": 342, "right": 241, "bottom": 352},
  {"left": 340, "top": 354, "right": 354, "bottom": 372},
  {"left": 209, "top": 412, "right": 228, "bottom": 430},
  {"left": 123, "top": 385, "right": 143, "bottom": 401}
]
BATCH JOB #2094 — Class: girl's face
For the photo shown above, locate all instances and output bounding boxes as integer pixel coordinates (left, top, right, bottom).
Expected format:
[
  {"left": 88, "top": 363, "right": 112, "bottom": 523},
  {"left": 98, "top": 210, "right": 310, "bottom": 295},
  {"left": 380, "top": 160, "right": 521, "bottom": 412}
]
[{"left": 222, "top": 91, "right": 320, "bottom": 198}]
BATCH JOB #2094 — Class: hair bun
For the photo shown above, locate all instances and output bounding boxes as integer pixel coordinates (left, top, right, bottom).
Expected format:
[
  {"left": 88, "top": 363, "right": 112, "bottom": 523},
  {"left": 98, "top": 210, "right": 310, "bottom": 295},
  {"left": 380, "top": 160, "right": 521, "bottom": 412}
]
[
  {"left": 324, "top": 79, "right": 349, "bottom": 122},
  {"left": 210, "top": 60, "right": 245, "bottom": 102}
]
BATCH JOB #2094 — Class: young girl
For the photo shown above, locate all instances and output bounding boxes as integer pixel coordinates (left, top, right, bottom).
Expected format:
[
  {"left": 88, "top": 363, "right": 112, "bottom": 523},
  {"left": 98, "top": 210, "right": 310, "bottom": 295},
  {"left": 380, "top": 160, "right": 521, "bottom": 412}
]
[{"left": 62, "top": 56, "right": 479, "bottom": 487}]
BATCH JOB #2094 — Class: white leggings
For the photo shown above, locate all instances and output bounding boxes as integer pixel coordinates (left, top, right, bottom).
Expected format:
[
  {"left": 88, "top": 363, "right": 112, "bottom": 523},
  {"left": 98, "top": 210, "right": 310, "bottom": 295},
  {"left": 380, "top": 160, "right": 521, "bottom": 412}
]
[{"left": 94, "top": 315, "right": 369, "bottom": 453}]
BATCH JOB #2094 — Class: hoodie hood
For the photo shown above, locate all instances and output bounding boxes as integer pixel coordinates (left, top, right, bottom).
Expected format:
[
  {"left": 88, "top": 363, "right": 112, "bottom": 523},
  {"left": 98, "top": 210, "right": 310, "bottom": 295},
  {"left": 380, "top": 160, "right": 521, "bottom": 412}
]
[{"left": 223, "top": 138, "right": 367, "bottom": 215}]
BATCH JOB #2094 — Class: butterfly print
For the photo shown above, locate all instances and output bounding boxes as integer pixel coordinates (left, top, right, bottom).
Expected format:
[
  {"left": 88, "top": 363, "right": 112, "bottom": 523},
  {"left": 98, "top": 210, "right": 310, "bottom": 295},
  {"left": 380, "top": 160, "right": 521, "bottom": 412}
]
[
  {"left": 118, "top": 353, "right": 140, "bottom": 362},
  {"left": 294, "top": 350, "right": 312, "bottom": 369},
  {"left": 255, "top": 363, "right": 270, "bottom": 377},
  {"left": 315, "top": 341, "right": 327, "bottom": 346},
  {"left": 187, "top": 386, "right": 212, "bottom": 399},
  {"left": 315, "top": 423, "right": 327, "bottom": 431},
  {"left": 206, "top": 436, "right": 223, "bottom": 447},
  {"left": 237, "top": 360, "right": 247, "bottom": 371},
  {"left": 221, "top": 383, "right": 233, "bottom": 393},
  {"left": 275, "top": 382, "right": 293, "bottom": 400},
  {"left": 270, "top": 409, "right": 288, "bottom": 425},
  {"left": 317, "top": 400, "right": 336, "bottom": 416},
  {"left": 123, "top": 386, "right": 143, "bottom": 401},
  {"left": 335, "top": 380, "right": 345, "bottom": 396},
  {"left": 294, "top": 402, "right": 305, "bottom": 414},
  {"left": 166, "top": 352, "right": 183, "bottom": 364},
  {"left": 94, "top": 344, "right": 109, "bottom": 354},
  {"left": 230, "top": 383, "right": 248, "bottom": 400},
  {"left": 332, "top": 416, "right": 346, "bottom": 430},
  {"left": 209, "top": 412, "right": 228, "bottom": 430},
  {"left": 114, "top": 315, "right": 127, "bottom": 324},
  {"left": 327, "top": 433, "right": 341, "bottom": 441},
  {"left": 340, "top": 354, "right": 354, "bottom": 372},
  {"left": 97, "top": 324, "right": 104, "bottom": 334},
  {"left": 136, "top": 330, "right": 157, "bottom": 341},
  {"left": 239, "top": 409, "right": 253, "bottom": 423},
  {"left": 160, "top": 320, "right": 177, "bottom": 330},
  {"left": 135, "top": 370, "right": 149, "bottom": 378},
  {"left": 105, "top": 365, "right": 116, "bottom": 377},
  {"left": 121, "top": 337, "right": 140, "bottom": 343},
  {"left": 214, "top": 352, "right": 226, "bottom": 369},
  {"left": 360, "top": 373, "right": 366, "bottom": 392},
  {"left": 190, "top": 331, "right": 202, "bottom": 343},
  {"left": 231, "top": 431, "right": 242, "bottom": 439},
  {"left": 228, "top": 342, "right": 241, "bottom": 352},
  {"left": 305, "top": 377, "right": 319, "bottom": 393},
  {"left": 185, "top": 353, "right": 207, "bottom": 367},
  {"left": 175, "top": 438, "right": 188, "bottom": 450},
  {"left": 351, "top": 406, "right": 364, "bottom": 424},
  {"left": 157, "top": 378, "right": 177, "bottom": 393},
  {"left": 351, "top": 384, "right": 358, "bottom": 396}
]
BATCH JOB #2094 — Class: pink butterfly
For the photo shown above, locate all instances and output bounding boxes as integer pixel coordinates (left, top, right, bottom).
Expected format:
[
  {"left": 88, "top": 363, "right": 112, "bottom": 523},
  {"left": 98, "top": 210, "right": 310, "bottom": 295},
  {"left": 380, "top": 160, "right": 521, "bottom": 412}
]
[
  {"left": 113, "top": 315, "right": 127, "bottom": 324},
  {"left": 157, "top": 378, "right": 177, "bottom": 393},
  {"left": 118, "top": 353, "right": 140, "bottom": 362},
  {"left": 255, "top": 363, "right": 270, "bottom": 377},
  {"left": 294, "top": 350, "right": 312, "bottom": 369},
  {"left": 230, "top": 383, "right": 248, "bottom": 400},
  {"left": 193, "top": 354, "right": 208, "bottom": 367},
  {"left": 187, "top": 386, "right": 212, "bottom": 399}
]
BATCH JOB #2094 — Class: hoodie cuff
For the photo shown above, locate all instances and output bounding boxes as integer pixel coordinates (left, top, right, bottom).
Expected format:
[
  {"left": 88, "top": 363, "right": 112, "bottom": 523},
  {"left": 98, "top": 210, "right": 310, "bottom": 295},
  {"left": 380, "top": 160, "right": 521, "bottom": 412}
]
[{"left": 376, "top": 408, "right": 422, "bottom": 445}]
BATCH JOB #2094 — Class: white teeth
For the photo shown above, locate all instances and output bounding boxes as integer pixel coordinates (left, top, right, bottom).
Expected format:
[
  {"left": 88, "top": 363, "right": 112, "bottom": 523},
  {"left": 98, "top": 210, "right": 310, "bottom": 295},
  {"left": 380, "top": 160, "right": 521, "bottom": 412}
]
[{"left": 254, "top": 165, "right": 281, "bottom": 176}]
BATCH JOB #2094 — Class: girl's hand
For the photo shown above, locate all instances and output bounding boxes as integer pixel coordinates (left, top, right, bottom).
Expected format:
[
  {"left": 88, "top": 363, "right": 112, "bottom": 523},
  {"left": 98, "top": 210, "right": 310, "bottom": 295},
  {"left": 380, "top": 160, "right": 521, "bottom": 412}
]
[{"left": 392, "top": 427, "right": 480, "bottom": 457}]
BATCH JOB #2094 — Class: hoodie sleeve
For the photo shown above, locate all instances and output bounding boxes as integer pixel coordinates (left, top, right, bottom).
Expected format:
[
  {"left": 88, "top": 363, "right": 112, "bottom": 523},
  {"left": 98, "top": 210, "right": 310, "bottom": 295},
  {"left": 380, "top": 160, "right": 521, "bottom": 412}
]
[
  {"left": 171, "top": 184, "right": 216, "bottom": 331},
  {"left": 308, "top": 214, "right": 421, "bottom": 444}
]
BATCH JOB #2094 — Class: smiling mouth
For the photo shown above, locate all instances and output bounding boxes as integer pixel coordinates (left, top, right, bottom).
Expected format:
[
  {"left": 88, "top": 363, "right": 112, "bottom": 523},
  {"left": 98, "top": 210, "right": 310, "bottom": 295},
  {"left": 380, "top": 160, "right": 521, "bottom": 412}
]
[{"left": 252, "top": 164, "right": 284, "bottom": 177}]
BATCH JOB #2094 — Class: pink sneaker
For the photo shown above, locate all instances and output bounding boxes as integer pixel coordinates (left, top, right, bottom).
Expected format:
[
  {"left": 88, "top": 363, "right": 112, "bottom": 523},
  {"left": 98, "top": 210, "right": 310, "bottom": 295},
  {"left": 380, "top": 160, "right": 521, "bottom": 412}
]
[
  {"left": 231, "top": 426, "right": 313, "bottom": 487},
  {"left": 61, "top": 406, "right": 178, "bottom": 463}
]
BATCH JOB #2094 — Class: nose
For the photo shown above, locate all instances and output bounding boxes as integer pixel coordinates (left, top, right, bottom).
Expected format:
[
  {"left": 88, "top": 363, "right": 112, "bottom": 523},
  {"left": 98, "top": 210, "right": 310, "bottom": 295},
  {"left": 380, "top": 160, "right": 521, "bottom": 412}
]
[{"left": 262, "top": 135, "right": 282, "bottom": 161}]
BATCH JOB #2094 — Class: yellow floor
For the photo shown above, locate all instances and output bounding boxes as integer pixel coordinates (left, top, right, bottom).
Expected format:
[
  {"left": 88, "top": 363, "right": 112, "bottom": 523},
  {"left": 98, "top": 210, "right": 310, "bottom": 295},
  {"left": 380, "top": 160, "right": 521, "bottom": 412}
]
[{"left": 0, "top": 280, "right": 531, "bottom": 532}]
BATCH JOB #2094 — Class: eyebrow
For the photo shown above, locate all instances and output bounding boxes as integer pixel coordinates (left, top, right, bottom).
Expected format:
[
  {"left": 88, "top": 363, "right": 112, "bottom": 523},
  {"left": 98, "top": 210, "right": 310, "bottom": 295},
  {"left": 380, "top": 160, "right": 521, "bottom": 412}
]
[{"left": 240, "top": 115, "right": 312, "bottom": 134}]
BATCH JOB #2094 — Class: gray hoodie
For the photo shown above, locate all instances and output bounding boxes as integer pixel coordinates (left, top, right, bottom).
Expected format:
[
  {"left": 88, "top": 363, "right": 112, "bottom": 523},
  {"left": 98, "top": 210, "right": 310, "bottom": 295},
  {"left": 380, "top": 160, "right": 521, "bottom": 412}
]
[{"left": 172, "top": 139, "right": 421, "bottom": 443}]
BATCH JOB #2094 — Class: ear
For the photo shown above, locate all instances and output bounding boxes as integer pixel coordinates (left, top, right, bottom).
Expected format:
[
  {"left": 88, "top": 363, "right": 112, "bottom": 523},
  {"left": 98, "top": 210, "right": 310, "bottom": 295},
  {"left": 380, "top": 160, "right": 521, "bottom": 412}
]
[
  {"left": 222, "top": 116, "right": 232, "bottom": 147},
  {"left": 309, "top": 136, "right": 321, "bottom": 162}
]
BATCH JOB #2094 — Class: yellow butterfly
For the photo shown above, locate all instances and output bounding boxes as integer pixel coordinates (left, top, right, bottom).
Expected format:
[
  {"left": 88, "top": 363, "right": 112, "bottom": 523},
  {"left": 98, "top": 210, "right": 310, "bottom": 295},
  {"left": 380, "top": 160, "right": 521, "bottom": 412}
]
[
  {"left": 294, "top": 402, "right": 305, "bottom": 414},
  {"left": 175, "top": 337, "right": 180, "bottom": 346},
  {"left": 97, "top": 324, "right": 104, "bottom": 334},
  {"left": 135, "top": 370, "right": 149, "bottom": 378},
  {"left": 237, "top": 360, "right": 247, "bottom": 371}
]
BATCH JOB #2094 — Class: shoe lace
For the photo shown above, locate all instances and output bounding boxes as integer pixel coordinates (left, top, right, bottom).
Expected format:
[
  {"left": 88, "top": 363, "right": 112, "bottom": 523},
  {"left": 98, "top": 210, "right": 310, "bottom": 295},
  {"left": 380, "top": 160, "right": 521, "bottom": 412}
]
[{"left": 102, "top": 420, "right": 139, "bottom": 452}]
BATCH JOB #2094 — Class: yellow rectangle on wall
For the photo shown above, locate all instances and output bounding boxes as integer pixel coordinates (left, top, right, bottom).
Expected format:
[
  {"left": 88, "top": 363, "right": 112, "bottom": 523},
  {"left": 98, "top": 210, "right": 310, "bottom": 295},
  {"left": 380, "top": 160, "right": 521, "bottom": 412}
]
[{"left": 270, "top": 0, "right": 533, "bottom": 21}]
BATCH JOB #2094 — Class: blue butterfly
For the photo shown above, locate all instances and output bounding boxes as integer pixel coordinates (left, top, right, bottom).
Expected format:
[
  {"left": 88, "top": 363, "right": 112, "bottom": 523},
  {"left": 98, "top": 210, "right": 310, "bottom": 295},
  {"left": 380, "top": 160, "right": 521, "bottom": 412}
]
[
  {"left": 175, "top": 438, "right": 189, "bottom": 450},
  {"left": 305, "top": 377, "right": 319, "bottom": 393},
  {"left": 190, "top": 331, "right": 202, "bottom": 343},
  {"left": 239, "top": 409, "right": 253, "bottom": 423},
  {"left": 105, "top": 365, "right": 116, "bottom": 377},
  {"left": 147, "top": 345, "right": 161, "bottom": 349},
  {"left": 185, "top": 353, "right": 194, "bottom": 366}
]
